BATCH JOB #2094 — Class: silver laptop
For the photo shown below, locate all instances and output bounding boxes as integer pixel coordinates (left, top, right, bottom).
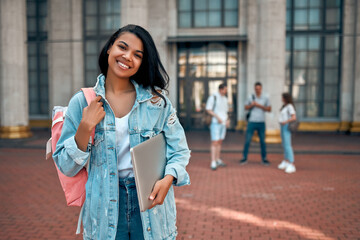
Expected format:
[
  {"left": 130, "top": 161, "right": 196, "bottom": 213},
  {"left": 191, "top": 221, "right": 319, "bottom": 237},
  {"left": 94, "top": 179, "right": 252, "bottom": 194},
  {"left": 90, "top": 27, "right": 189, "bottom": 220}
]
[{"left": 130, "top": 132, "right": 167, "bottom": 212}]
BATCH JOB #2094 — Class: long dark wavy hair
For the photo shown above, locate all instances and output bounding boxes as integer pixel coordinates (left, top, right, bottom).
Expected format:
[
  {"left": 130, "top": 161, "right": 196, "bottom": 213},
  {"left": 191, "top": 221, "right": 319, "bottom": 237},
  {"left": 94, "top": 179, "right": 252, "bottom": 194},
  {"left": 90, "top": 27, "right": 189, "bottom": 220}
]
[
  {"left": 281, "top": 92, "right": 295, "bottom": 110},
  {"left": 98, "top": 24, "right": 169, "bottom": 106}
]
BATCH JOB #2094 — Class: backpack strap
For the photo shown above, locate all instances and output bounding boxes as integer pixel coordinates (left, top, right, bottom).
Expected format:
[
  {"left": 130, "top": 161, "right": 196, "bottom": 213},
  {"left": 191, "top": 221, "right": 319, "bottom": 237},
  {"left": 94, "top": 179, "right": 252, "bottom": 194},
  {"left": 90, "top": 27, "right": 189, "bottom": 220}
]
[
  {"left": 76, "top": 88, "right": 97, "bottom": 234},
  {"left": 248, "top": 94, "right": 255, "bottom": 114},
  {"left": 212, "top": 95, "right": 217, "bottom": 111},
  {"left": 81, "top": 88, "right": 97, "bottom": 145}
]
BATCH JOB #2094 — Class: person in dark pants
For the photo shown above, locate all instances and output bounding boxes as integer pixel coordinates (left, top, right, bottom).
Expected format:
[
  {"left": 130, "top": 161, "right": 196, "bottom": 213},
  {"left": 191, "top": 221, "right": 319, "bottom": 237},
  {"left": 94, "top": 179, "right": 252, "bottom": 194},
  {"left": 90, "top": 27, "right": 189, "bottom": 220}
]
[{"left": 240, "top": 82, "right": 271, "bottom": 165}]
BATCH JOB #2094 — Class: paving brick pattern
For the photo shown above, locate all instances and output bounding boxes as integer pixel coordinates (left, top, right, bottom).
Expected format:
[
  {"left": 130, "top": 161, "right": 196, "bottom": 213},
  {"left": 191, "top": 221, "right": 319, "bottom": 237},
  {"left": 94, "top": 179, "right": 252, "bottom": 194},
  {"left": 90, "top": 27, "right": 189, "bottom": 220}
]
[
  {"left": 175, "top": 153, "right": 360, "bottom": 240},
  {"left": 0, "top": 131, "right": 359, "bottom": 239},
  {"left": 0, "top": 149, "right": 82, "bottom": 240}
]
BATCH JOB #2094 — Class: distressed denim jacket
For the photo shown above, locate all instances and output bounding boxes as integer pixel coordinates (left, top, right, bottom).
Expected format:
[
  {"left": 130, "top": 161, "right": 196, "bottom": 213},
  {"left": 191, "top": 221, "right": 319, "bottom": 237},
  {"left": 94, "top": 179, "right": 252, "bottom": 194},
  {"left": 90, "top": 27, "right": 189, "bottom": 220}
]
[{"left": 53, "top": 74, "right": 191, "bottom": 240}]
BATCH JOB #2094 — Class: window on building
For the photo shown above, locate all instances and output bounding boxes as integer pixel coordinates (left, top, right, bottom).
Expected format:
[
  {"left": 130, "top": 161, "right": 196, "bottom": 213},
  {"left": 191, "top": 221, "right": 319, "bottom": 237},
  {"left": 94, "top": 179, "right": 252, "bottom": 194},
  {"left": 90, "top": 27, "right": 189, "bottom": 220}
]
[
  {"left": 27, "top": 0, "right": 48, "bottom": 117},
  {"left": 178, "top": 0, "right": 238, "bottom": 28},
  {"left": 286, "top": 0, "right": 342, "bottom": 119},
  {"left": 84, "top": 0, "right": 121, "bottom": 86}
]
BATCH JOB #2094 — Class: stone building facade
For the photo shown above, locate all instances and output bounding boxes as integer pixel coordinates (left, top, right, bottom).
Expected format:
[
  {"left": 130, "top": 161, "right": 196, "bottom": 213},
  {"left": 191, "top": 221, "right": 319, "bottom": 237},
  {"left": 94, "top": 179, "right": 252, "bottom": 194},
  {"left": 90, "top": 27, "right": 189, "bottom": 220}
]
[{"left": 0, "top": 0, "right": 359, "bottom": 139}]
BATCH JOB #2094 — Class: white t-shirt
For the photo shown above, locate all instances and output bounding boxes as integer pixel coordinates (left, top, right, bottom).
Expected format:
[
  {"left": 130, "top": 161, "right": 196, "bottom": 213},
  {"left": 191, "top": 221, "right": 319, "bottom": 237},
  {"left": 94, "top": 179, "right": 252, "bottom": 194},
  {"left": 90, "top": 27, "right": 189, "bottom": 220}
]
[
  {"left": 206, "top": 92, "right": 228, "bottom": 125},
  {"left": 115, "top": 112, "right": 133, "bottom": 178},
  {"left": 279, "top": 104, "right": 296, "bottom": 123}
]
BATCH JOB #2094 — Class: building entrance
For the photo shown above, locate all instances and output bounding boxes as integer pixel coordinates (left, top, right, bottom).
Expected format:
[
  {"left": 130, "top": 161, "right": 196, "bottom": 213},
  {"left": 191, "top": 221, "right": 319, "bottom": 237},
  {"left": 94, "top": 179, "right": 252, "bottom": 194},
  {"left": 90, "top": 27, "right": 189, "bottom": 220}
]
[{"left": 177, "top": 42, "right": 238, "bottom": 130}]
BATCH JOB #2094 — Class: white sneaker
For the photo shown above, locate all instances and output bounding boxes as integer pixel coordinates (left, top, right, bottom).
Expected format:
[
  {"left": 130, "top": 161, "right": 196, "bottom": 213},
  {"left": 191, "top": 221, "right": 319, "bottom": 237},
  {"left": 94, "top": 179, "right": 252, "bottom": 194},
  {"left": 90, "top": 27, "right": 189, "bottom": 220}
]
[
  {"left": 216, "top": 159, "right": 226, "bottom": 167},
  {"left": 278, "top": 160, "right": 289, "bottom": 170},
  {"left": 285, "top": 163, "right": 296, "bottom": 174},
  {"left": 211, "top": 161, "right": 217, "bottom": 170}
]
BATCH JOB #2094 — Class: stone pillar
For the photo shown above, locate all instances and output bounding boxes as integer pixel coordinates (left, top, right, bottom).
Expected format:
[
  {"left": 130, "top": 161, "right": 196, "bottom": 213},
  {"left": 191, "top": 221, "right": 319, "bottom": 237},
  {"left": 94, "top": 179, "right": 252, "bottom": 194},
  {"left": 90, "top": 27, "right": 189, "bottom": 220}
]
[
  {"left": 0, "top": 0, "right": 32, "bottom": 138},
  {"left": 340, "top": 0, "right": 357, "bottom": 131},
  {"left": 242, "top": 0, "right": 258, "bottom": 132},
  {"left": 237, "top": 41, "right": 247, "bottom": 130},
  {"left": 166, "top": 0, "right": 182, "bottom": 106},
  {"left": 48, "top": 0, "right": 84, "bottom": 108},
  {"left": 254, "top": 0, "right": 286, "bottom": 143},
  {"left": 236, "top": 0, "right": 248, "bottom": 130},
  {"left": 121, "top": 0, "right": 148, "bottom": 28},
  {"left": 148, "top": 0, "right": 177, "bottom": 105},
  {"left": 350, "top": 0, "right": 360, "bottom": 133}
]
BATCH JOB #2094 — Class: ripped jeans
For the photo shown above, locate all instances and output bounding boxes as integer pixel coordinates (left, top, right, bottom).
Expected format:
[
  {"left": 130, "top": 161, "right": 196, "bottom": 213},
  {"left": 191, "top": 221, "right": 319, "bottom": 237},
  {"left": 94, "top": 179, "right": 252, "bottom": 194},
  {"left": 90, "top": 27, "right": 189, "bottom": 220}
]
[{"left": 115, "top": 177, "right": 144, "bottom": 240}]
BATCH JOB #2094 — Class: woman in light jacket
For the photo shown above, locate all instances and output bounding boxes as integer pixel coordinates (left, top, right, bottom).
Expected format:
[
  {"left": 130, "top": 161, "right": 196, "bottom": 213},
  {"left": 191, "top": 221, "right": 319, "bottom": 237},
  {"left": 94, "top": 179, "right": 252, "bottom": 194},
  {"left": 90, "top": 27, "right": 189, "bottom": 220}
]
[
  {"left": 53, "top": 24, "right": 190, "bottom": 240},
  {"left": 278, "top": 93, "right": 296, "bottom": 174}
]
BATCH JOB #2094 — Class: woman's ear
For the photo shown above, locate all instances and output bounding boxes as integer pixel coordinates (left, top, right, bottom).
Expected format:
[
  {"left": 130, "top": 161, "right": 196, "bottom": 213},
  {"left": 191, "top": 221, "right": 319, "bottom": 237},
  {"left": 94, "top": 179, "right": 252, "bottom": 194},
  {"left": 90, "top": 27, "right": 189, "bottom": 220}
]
[{"left": 106, "top": 44, "right": 112, "bottom": 54}]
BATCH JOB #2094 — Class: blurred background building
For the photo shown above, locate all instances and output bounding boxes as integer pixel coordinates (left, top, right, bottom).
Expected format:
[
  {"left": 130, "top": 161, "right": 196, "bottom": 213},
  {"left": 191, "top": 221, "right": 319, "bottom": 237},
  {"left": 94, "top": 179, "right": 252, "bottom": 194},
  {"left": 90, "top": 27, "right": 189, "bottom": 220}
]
[{"left": 0, "top": 0, "right": 359, "bottom": 139}]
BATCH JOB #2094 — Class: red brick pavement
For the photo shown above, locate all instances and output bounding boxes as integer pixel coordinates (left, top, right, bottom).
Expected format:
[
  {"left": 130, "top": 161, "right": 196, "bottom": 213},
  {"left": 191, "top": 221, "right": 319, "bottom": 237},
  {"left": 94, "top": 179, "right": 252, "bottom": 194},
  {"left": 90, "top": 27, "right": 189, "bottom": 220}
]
[
  {"left": 0, "top": 148, "right": 82, "bottom": 240},
  {"left": 175, "top": 153, "right": 360, "bottom": 240},
  {"left": 0, "top": 131, "right": 360, "bottom": 239}
]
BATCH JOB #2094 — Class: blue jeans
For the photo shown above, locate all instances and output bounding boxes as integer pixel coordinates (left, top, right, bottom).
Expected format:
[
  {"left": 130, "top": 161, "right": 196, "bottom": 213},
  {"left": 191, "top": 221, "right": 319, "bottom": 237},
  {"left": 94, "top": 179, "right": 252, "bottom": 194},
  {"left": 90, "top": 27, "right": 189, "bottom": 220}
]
[
  {"left": 115, "top": 177, "right": 144, "bottom": 240},
  {"left": 243, "top": 122, "right": 267, "bottom": 160},
  {"left": 280, "top": 123, "right": 294, "bottom": 163}
]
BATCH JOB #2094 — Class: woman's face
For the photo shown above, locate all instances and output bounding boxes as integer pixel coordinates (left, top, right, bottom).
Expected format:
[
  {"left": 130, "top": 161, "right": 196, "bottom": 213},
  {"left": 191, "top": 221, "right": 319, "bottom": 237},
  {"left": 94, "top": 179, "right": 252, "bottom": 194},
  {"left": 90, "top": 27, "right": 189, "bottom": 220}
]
[
  {"left": 107, "top": 32, "right": 144, "bottom": 80},
  {"left": 282, "top": 96, "right": 285, "bottom": 104}
]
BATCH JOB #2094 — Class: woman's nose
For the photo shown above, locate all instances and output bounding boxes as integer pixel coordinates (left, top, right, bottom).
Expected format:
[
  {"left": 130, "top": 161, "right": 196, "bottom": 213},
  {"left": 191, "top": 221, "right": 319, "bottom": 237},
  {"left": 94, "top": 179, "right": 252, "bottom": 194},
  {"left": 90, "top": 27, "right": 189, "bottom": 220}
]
[{"left": 122, "top": 53, "right": 131, "bottom": 62}]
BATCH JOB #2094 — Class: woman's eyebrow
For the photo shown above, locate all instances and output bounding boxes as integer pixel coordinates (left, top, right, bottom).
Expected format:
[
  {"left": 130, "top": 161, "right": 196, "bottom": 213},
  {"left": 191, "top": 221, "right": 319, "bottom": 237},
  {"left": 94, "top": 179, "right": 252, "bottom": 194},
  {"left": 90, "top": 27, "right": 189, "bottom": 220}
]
[{"left": 119, "top": 41, "right": 128, "bottom": 47}]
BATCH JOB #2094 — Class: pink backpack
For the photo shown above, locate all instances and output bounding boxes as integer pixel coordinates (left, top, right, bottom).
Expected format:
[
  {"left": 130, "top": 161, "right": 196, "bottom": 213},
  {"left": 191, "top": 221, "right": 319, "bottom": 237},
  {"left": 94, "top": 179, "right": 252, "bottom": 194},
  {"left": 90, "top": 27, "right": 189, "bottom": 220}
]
[{"left": 46, "top": 88, "right": 96, "bottom": 207}]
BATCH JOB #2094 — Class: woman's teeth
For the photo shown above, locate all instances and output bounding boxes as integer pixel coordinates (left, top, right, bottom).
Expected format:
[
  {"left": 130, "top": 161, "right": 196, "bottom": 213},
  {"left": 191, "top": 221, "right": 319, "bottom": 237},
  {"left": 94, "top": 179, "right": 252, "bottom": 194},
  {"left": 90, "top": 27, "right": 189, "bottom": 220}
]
[{"left": 117, "top": 61, "right": 130, "bottom": 69}]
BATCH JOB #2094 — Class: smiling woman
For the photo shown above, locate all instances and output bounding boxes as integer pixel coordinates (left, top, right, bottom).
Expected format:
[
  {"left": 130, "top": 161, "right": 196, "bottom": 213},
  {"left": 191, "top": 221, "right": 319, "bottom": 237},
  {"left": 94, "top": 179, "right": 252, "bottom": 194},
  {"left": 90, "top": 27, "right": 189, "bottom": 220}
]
[
  {"left": 106, "top": 33, "right": 144, "bottom": 82},
  {"left": 53, "top": 24, "right": 190, "bottom": 240}
]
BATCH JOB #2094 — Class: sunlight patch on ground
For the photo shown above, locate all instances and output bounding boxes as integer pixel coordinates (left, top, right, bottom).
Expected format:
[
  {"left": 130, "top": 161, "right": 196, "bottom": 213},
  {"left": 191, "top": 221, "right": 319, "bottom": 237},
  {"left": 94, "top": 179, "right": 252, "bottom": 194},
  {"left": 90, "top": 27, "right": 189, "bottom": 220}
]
[{"left": 176, "top": 198, "right": 334, "bottom": 240}]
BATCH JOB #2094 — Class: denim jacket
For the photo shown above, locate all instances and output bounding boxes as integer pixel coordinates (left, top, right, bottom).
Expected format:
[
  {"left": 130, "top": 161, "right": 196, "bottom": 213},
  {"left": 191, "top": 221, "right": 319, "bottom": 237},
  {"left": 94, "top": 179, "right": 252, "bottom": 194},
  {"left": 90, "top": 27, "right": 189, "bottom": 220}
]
[{"left": 53, "top": 74, "right": 191, "bottom": 240}]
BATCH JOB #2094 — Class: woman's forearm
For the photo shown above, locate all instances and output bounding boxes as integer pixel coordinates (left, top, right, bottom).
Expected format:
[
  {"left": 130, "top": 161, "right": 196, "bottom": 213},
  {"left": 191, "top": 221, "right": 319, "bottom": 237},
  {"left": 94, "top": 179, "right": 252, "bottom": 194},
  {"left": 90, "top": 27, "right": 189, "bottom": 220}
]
[{"left": 75, "top": 120, "right": 93, "bottom": 152}]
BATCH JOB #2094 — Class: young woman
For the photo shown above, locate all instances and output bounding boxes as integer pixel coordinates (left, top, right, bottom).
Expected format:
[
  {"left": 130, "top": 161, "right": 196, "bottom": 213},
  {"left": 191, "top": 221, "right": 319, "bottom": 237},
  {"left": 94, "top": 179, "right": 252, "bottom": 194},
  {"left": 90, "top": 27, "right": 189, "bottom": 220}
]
[
  {"left": 53, "top": 25, "right": 190, "bottom": 240},
  {"left": 278, "top": 93, "right": 296, "bottom": 174}
]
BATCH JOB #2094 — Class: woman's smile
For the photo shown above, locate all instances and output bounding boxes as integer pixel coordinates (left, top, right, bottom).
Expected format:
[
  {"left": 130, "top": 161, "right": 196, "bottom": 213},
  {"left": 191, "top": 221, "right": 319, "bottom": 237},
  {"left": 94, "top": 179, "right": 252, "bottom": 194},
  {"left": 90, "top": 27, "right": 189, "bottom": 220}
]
[{"left": 116, "top": 60, "right": 130, "bottom": 70}]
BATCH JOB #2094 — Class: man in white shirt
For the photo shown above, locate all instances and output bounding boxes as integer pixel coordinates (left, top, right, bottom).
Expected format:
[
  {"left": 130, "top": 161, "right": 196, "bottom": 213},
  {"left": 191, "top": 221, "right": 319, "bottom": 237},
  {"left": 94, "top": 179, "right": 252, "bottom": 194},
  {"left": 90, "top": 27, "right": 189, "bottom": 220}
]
[{"left": 206, "top": 83, "right": 229, "bottom": 170}]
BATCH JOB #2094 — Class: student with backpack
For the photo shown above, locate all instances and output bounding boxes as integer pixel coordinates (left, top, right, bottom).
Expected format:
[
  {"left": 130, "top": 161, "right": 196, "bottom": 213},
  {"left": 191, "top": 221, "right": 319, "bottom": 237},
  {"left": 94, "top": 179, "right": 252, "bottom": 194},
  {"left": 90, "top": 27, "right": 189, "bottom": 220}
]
[
  {"left": 53, "top": 25, "right": 190, "bottom": 240},
  {"left": 205, "top": 83, "right": 229, "bottom": 171}
]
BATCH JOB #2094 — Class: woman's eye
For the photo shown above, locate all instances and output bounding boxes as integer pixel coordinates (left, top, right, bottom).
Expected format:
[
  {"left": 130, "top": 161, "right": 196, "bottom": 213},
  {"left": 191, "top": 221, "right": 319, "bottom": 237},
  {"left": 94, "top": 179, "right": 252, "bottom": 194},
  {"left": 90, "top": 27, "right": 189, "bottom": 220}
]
[
  {"left": 135, "top": 54, "right": 142, "bottom": 59},
  {"left": 119, "top": 45, "right": 126, "bottom": 50}
]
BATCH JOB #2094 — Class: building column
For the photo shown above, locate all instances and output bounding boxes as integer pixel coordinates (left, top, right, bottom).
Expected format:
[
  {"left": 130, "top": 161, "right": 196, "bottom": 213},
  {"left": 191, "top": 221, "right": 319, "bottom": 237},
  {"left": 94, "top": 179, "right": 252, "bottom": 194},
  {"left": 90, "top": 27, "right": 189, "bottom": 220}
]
[
  {"left": 236, "top": 41, "right": 247, "bottom": 130},
  {"left": 48, "top": 0, "right": 84, "bottom": 108},
  {"left": 242, "top": 0, "right": 258, "bottom": 132},
  {"left": 121, "top": 0, "right": 148, "bottom": 29},
  {"left": 236, "top": 0, "right": 248, "bottom": 130},
  {"left": 350, "top": 0, "right": 360, "bottom": 133},
  {"left": 148, "top": 0, "right": 177, "bottom": 104},
  {"left": 340, "top": 0, "right": 357, "bottom": 131},
  {"left": 0, "top": 0, "right": 32, "bottom": 138},
  {"left": 255, "top": 0, "right": 286, "bottom": 143}
]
